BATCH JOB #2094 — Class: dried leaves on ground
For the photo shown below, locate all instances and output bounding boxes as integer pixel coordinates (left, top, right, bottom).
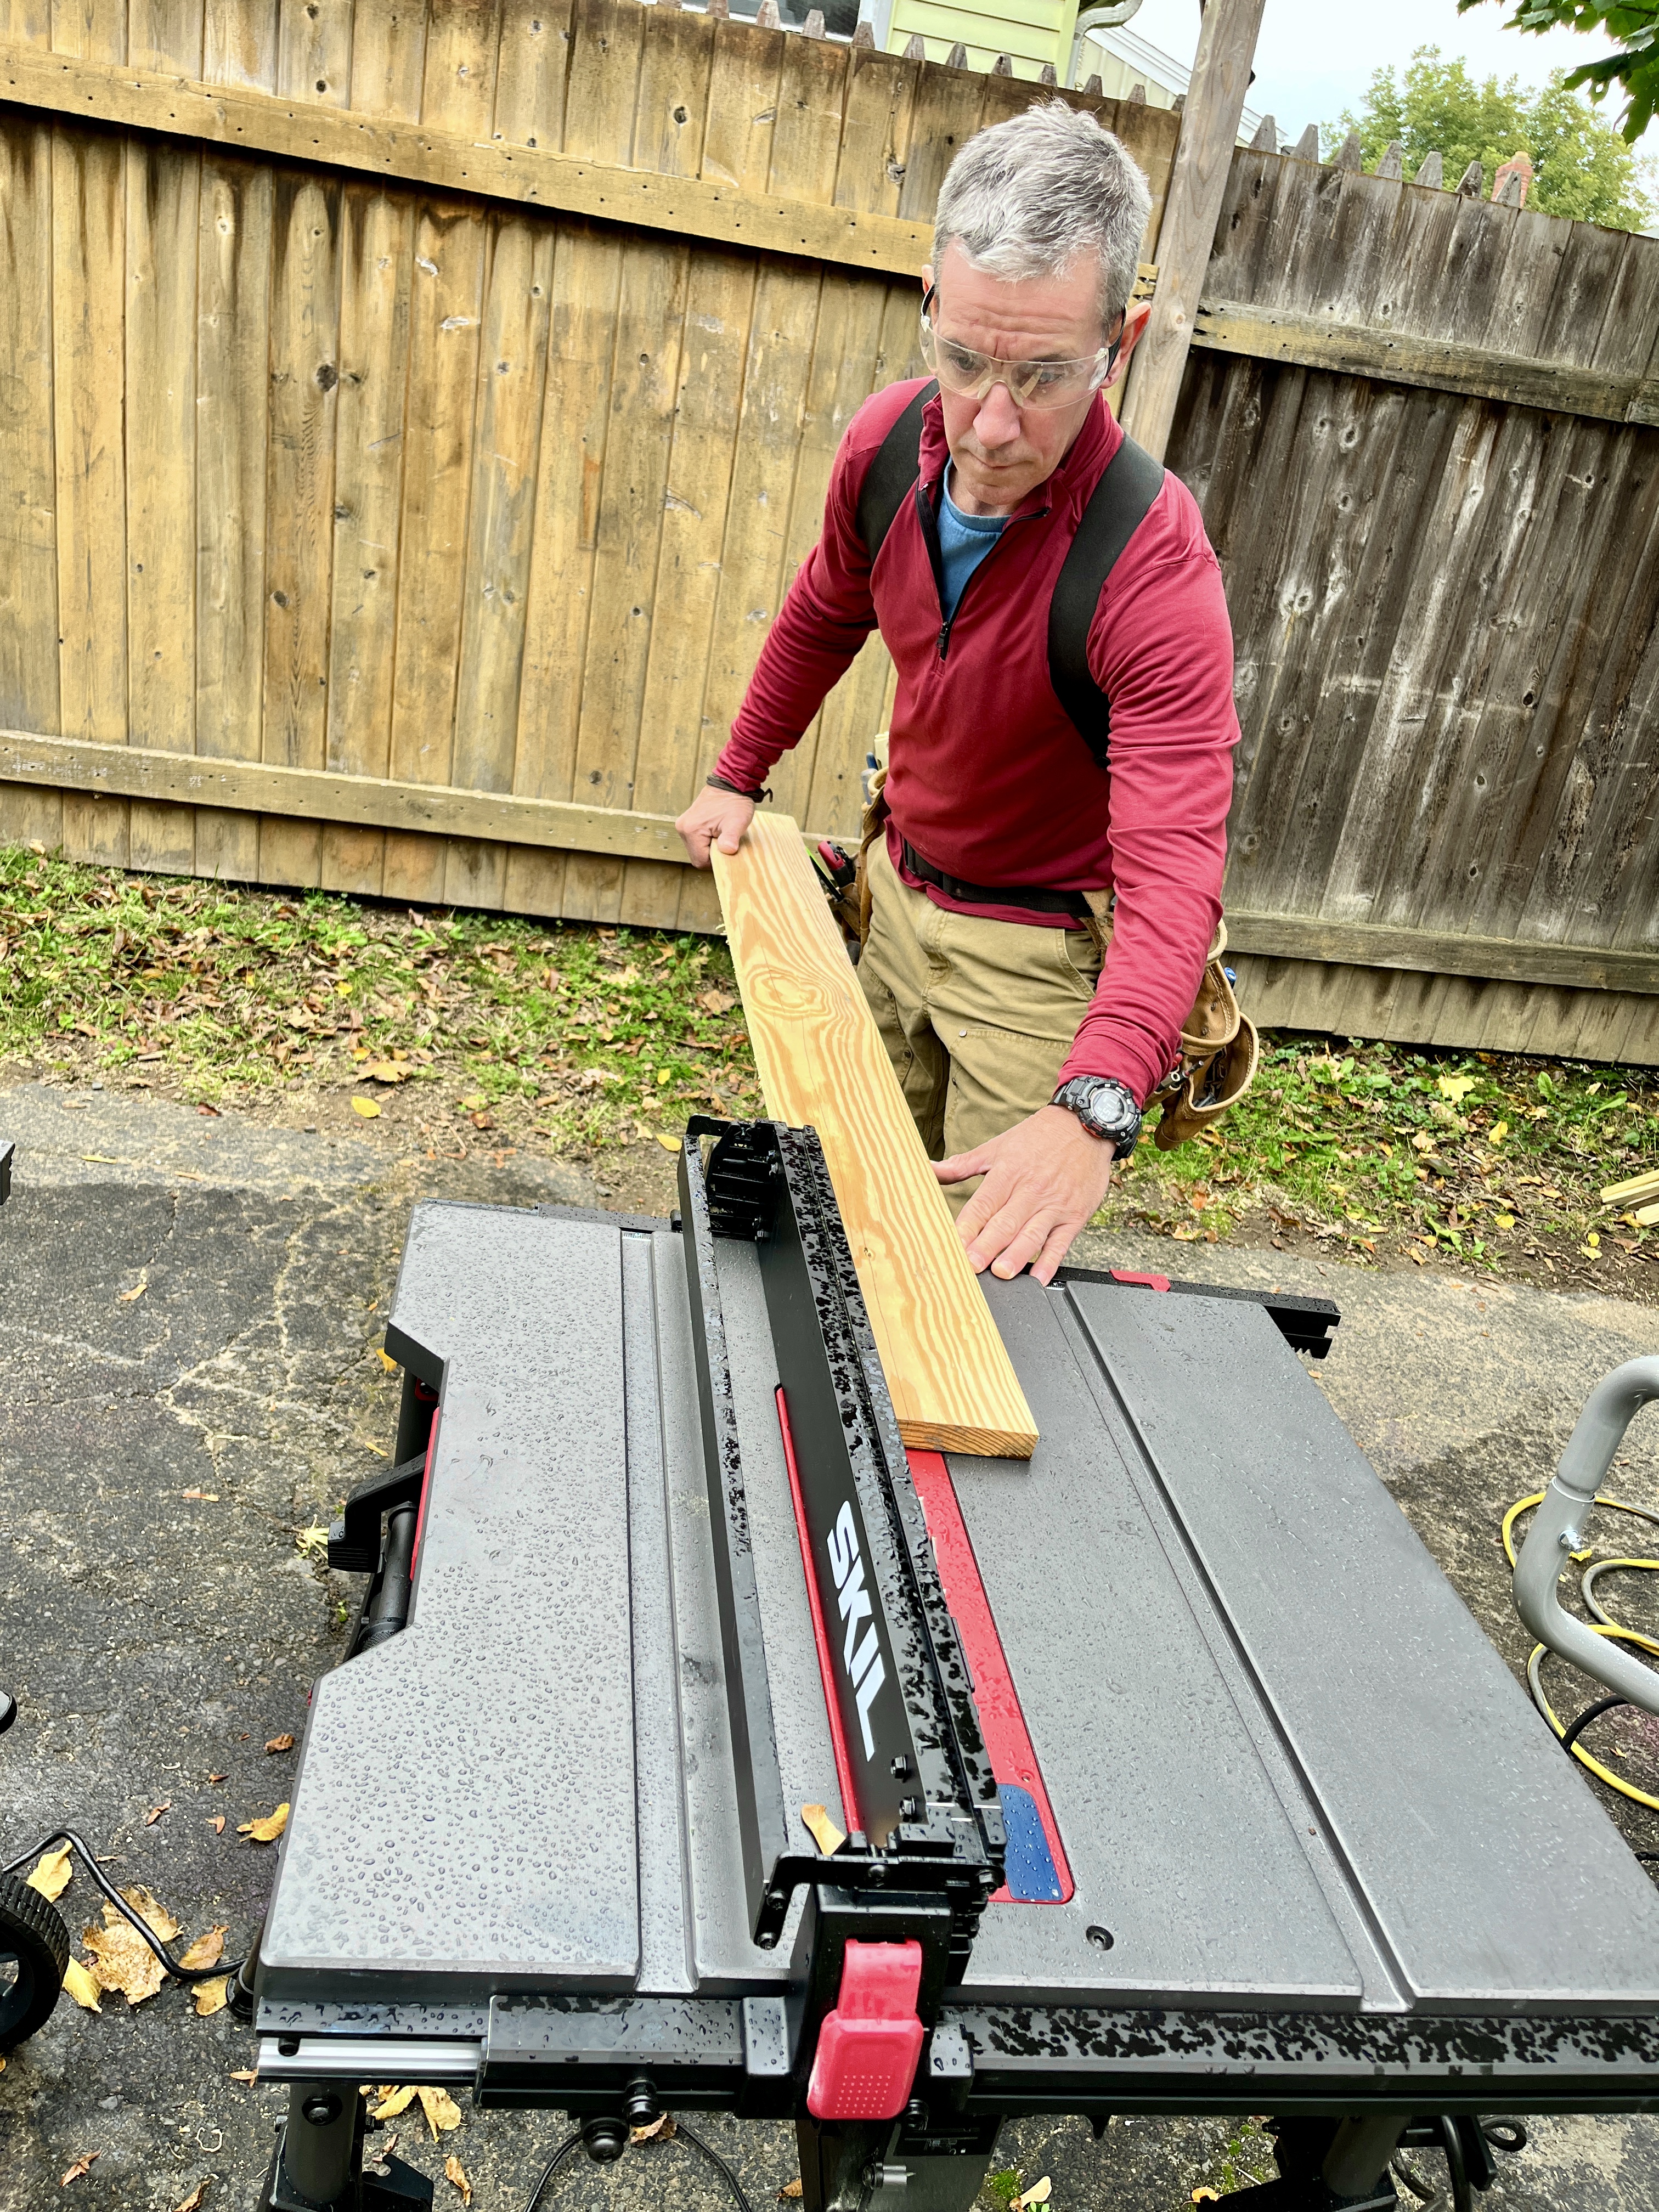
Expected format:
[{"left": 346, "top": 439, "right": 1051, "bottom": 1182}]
[
  {"left": 27, "top": 1846, "right": 72, "bottom": 1901},
  {"left": 239, "top": 1804, "right": 289, "bottom": 1844}
]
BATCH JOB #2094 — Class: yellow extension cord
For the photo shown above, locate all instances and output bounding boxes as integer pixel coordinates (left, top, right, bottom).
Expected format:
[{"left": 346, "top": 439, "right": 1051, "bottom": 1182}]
[{"left": 1502, "top": 1492, "right": 1659, "bottom": 1810}]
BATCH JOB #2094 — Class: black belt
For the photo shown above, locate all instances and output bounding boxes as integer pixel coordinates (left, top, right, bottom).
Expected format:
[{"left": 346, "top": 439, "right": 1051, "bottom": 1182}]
[{"left": 899, "top": 839, "right": 1092, "bottom": 919}]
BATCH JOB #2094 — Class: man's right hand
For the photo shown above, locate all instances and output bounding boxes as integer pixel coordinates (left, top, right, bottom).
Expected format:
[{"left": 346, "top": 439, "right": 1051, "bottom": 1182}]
[{"left": 676, "top": 785, "right": 756, "bottom": 868}]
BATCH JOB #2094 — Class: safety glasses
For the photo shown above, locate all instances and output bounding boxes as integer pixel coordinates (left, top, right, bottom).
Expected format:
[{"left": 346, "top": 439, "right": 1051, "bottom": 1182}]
[{"left": 917, "top": 284, "right": 1121, "bottom": 411}]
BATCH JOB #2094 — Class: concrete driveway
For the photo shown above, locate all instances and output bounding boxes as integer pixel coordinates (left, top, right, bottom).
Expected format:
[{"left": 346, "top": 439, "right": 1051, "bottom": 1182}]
[{"left": 2, "top": 1077, "right": 1657, "bottom": 2212}]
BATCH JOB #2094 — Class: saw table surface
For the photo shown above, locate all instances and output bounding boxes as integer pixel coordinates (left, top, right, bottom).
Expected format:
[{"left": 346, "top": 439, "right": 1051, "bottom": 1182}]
[{"left": 262, "top": 1197, "right": 1659, "bottom": 2022}]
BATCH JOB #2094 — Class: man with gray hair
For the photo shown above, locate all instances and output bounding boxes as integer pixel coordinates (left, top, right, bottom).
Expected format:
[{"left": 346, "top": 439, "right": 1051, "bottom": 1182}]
[{"left": 677, "top": 99, "right": 1240, "bottom": 1286}]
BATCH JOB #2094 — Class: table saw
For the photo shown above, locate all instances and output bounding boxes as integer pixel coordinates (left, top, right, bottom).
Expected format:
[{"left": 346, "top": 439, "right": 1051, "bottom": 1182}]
[{"left": 247, "top": 1118, "right": 1659, "bottom": 2212}]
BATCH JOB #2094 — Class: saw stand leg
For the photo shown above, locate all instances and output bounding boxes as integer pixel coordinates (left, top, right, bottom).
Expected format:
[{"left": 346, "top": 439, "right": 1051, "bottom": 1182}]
[
  {"left": 795, "top": 2116, "right": 995, "bottom": 2211},
  {"left": 258, "top": 2084, "right": 433, "bottom": 2211}
]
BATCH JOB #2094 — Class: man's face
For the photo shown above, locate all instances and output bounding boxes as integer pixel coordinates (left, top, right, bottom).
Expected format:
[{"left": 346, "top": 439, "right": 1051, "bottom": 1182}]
[{"left": 925, "top": 240, "right": 1144, "bottom": 516}]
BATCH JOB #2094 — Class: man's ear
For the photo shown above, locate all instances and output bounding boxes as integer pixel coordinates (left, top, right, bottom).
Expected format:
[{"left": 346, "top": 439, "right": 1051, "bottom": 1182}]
[
  {"left": 921, "top": 262, "right": 933, "bottom": 294},
  {"left": 1104, "top": 297, "right": 1154, "bottom": 389}
]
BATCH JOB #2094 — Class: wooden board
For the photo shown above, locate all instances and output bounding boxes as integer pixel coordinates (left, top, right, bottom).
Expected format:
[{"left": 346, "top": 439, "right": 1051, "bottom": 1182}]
[{"left": 712, "top": 811, "right": 1038, "bottom": 1461}]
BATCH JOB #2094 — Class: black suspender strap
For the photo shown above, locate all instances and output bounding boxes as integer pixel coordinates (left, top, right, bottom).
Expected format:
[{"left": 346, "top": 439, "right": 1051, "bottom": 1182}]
[
  {"left": 855, "top": 380, "right": 938, "bottom": 563},
  {"left": 1047, "top": 431, "right": 1166, "bottom": 768},
  {"left": 853, "top": 383, "right": 1166, "bottom": 770}
]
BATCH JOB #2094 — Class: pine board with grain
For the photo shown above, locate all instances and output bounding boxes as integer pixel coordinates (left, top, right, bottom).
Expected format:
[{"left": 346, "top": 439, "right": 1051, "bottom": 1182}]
[{"left": 713, "top": 811, "right": 1037, "bottom": 1460}]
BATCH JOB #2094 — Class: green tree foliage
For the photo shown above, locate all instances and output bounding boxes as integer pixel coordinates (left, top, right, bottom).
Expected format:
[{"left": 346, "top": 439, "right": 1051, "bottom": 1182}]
[
  {"left": 1458, "top": 2, "right": 1659, "bottom": 143},
  {"left": 1330, "top": 46, "right": 1655, "bottom": 228}
]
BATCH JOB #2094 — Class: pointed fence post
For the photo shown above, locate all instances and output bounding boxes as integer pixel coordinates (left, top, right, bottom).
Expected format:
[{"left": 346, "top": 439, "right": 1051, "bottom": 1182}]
[
  {"left": 1415, "top": 151, "right": 1443, "bottom": 188},
  {"left": 1119, "top": 0, "right": 1268, "bottom": 464}
]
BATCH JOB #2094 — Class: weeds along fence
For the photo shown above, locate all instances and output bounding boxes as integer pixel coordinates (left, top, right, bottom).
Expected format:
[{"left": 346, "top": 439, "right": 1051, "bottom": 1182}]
[{"left": 0, "top": 0, "right": 1656, "bottom": 1062}]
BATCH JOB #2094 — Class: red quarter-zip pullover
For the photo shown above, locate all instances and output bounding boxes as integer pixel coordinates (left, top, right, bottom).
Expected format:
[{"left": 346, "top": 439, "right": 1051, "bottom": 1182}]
[{"left": 715, "top": 380, "right": 1239, "bottom": 1107}]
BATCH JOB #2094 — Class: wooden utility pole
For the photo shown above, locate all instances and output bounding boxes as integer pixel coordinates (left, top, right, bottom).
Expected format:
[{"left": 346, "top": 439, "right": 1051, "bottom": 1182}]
[{"left": 1120, "top": 0, "right": 1267, "bottom": 462}]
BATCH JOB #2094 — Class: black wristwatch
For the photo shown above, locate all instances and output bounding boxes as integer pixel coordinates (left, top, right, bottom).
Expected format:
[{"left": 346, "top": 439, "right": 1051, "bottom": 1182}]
[{"left": 1051, "top": 1075, "right": 1142, "bottom": 1158}]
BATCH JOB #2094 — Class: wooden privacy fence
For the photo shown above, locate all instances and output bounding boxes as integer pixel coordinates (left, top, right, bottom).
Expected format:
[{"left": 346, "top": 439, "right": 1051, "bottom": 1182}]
[
  {"left": 0, "top": 0, "right": 1173, "bottom": 940},
  {"left": 0, "top": 0, "right": 1656, "bottom": 1063},
  {"left": 1171, "top": 144, "right": 1659, "bottom": 1066}
]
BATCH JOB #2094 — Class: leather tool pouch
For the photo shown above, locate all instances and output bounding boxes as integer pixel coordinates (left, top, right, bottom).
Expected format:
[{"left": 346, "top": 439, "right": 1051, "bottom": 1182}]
[
  {"left": 853, "top": 761, "right": 890, "bottom": 946},
  {"left": 1082, "top": 900, "right": 1260, "bottom": 1150}
]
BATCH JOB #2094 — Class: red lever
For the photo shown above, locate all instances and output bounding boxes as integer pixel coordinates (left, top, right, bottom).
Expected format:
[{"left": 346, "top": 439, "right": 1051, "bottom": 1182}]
[
  {"left": 1109, "top": 1268, "right": 1171, "bottom": 1292},
  {"left": 806, "top": 1940, "right": 925, "bottom": 2122}
]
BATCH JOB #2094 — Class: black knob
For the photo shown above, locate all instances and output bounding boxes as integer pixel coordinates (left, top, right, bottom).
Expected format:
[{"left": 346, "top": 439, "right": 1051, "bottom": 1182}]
[
  {"left": 582, "top": 2117, "right": 628, "bottom": 2164},
  {"left": 904, "top": 2098, "right": 929, "bottom": 2131},
  {"left": 0, "top": 1694, "right": 15, "bottom": 1736},
  {"left": 624, "top": 2075, "right": 660, "bottom": 2129},
  {"left": 302, "top": 2092, "right": 343, "bottom": 2128}
]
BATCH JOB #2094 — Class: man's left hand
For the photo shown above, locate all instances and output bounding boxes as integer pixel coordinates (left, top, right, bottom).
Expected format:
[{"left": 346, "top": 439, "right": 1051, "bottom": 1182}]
[{"left": 935, "top": 1104, "right": 1116, "bottom": 1285}]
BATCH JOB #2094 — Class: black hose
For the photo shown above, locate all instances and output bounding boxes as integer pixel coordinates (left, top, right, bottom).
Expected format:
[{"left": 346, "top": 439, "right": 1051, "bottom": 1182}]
[
  {"left": 523, "top": 2130, "right": 585, "bottom": 2211},
  {"left": 673, "top": 2119, "right": 761, "bottom": 2212},
  {"left": 0, "top": 1827, "right": 244, "bottom": 1983},
  {"left": 522, "top": 2117, "right": 760, "bottom": 2212},
  {"left": 1560, "top": 1694, "right": 1629, "bottom": 1755}
]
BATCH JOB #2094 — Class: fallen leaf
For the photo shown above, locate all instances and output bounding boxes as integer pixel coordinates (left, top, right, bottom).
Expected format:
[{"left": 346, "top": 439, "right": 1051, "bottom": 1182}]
[
  {"left": 207, "top": 1771, "right": 226, "bottom": 1783},
  {"left": 180, "top": 1489, "right": 220, "bottom": 1502},
  {"left": 117, "top": 1276, "right": 148, "bottom": 1302},
  {"left": 61, "top": 1958, "right": 102, "bottom": 2011},
  {"left": 444, "top": 2153, "right": 473, "bottom": 2205},
  {"left": 238, "top": 1803, "right": 290, "bottom": 1844},
  {"left": 365, "top": 1061, "right": 405, "bottom": 1084},
  {"left": 229, "top": 2069, "right": 257, "bottom": 2085},
  {"left": 378, "top": 1348, "right": 398, "bottom": 1371},
  {"left": 418, "top": 2085, "right": 464, "bottom": 2140},
  {"left": 801, "top": 1803, "right": 845, "bottom": 1857},
  {"left": 655, "top": 1133, "right": 681, "bottom": 1152},
  {"left": 371, "top": 2086, "right": 419, "bottom": 2121},
  {"left": 82, "top": 1889, "right": 178, "bottom": 2006},
  {"left": 192, "top": 1976, "right": 230, "bottom": 2018},
  {"left": 1437, "top": 1074, "right": 1476, "bottom": 1103},
  {"left": 264, "top": 1734, "right": 295, "bottom": 1754},
  {"left": 1015, "top": 2183, "right": 1052, "bottom": 2210},
  {"left": 208, "top": 1816, "right": 225, "bottom": 1835},
  {"left": 1192, "top": 2194, "right": 1219, "bottom": 2207},
  {"left": 27, "top": 1846, "right": 73, "bottom": 1902},
  {"left": 171, "top": 2186, "right": 207, "bottom": 2212},
  {"left": 1494, "top": 1212, "right": 1515, "bottom": 1231},
  {"left": 1489, "top": 1120, "right": 1509, "bottom": 1143},
  {"left": 697, "top": 989, "right": 735, "bottom": 1014},
  {"left": 178, "top": 1925, "right": 227, "bottom": 1971},
  {"left": 778, "top": 2185, "right": 804, "bottom": 2203},
  {"left": 122, "top": 1885, "right": 180, "bottom": 1940},
  {"left": 60, "top": 2152, "right": 100, "bottom": 2186},
  {"left": 469, "top": 1110, "right": 494, "bottom": 1131},
  {"left": 144, "top": 1801, "right": 172, "bottom": 1826},
  {"left": 1410, "top": 1131, "right": 1437, "bottom": 1153},
  {"left": 352, "top": 1096, "right": 381, "bottom": 1118},
  {"left": 631, "top": 2114, "right": 677, "bottom": 2142}
]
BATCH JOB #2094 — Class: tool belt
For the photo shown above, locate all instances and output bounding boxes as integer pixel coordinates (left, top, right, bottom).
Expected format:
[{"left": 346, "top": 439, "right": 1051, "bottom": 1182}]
[{"left": 812, "top": 754, "right": 1258, "bottom": 1149}]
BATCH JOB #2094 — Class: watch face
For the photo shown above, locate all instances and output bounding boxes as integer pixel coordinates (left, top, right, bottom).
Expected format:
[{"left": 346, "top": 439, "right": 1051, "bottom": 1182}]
[{"left": 1074, "top": 1080, "right": 1137, "bottom": 1141}]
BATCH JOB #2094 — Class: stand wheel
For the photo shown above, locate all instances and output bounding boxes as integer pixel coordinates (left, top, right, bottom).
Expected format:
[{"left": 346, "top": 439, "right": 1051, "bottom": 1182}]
[{"left": 0, "top": 1868, "right": 70, "bottom": 2050}]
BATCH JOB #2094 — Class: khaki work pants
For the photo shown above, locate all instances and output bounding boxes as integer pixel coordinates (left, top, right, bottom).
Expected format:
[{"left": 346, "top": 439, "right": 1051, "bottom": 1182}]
[{"left": 857, "top": 837, "right": 1103, "bottom": 1204}]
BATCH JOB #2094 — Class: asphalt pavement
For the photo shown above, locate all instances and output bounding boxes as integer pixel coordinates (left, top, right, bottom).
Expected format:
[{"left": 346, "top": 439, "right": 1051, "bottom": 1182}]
[{"left": 2, "top": 1077, "right": 1657, "bottom": 2212}]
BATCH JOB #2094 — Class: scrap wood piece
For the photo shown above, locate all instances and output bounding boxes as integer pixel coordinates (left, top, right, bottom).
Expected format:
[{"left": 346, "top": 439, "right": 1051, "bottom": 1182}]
[{"left": 712, "top": 813, "right": 1038, "bottom": 1459}]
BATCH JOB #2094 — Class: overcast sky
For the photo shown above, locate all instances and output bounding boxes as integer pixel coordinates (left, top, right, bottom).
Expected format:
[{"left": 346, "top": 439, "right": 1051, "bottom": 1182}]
[{"left": 1125, "top": 0, "right": 1621, "bottom": 138}]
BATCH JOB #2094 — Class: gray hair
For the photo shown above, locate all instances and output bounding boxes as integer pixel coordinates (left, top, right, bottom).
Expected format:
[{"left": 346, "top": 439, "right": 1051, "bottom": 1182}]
[{"left": 932, "top": 98, "right": 1153, "bottom": 330}]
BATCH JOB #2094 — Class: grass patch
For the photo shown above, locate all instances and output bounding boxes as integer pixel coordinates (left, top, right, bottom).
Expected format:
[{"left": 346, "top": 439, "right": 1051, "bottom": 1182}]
[
  {"left": 0, "top": 848, "right": 763, "bottom": 1144},
  {"left": 1120, "top": 1035, "right": 1659, "bottom": 1272},
  {"left": 1, "top": 853, "right": 1654, "bottom": 1282}
]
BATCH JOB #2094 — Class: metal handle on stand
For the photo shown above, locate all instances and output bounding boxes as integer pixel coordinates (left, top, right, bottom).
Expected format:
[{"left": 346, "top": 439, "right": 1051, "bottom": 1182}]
[{"left": 1513, "top": 1356, "right": 1659, "bottom": 1716}]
